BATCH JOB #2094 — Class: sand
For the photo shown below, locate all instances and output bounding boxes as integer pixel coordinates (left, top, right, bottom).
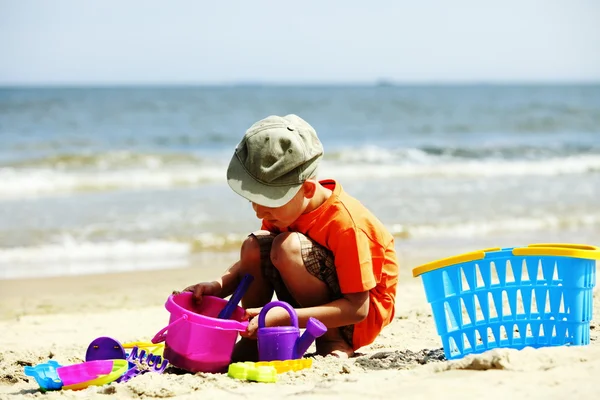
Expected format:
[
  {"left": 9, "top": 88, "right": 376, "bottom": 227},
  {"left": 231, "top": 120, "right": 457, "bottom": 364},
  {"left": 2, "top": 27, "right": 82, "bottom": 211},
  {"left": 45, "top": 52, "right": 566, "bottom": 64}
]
[{"left": 0, "top": 252, "right": 598, "bottom": 400}]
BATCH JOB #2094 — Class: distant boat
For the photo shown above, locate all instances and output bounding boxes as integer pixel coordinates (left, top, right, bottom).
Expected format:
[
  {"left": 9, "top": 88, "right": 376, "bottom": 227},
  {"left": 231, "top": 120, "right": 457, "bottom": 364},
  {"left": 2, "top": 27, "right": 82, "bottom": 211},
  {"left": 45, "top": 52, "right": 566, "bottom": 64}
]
[{"left": 375, "top": 79, "right": 395, "bottom": 87}]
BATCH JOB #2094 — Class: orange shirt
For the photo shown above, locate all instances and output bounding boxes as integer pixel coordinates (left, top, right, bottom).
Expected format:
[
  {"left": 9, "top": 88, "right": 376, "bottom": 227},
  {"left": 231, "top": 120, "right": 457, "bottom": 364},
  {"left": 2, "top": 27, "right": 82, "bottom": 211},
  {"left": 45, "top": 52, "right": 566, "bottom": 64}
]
[{"left": 261, "top": 179, "right": 399, "bottom": 350}]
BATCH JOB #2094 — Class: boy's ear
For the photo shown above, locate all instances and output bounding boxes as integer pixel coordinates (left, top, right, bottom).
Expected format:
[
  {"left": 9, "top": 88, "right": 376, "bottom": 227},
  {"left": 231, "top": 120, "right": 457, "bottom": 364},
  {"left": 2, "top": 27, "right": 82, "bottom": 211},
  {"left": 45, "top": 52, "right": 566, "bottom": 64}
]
[{"left": 302, "top": 180, "right": 317, "bottom": 199}]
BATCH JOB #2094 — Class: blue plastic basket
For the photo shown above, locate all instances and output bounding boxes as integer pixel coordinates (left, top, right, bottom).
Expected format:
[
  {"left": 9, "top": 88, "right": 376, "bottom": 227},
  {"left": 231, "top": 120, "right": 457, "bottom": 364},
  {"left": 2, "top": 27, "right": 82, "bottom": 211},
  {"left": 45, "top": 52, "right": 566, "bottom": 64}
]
[{"left": 412, "top": 243, "right": 599, "bottom": 360}]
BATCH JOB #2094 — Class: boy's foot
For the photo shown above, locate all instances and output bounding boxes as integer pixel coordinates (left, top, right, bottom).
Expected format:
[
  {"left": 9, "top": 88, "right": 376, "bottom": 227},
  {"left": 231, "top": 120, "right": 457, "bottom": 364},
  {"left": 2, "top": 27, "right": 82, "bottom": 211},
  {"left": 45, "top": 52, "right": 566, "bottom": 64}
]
[
  {"left": 315, "top": 336, "right": 355, "bottom": 359},
  {"left": 231, "top": 337, "right": 259, "bottom": 362}
]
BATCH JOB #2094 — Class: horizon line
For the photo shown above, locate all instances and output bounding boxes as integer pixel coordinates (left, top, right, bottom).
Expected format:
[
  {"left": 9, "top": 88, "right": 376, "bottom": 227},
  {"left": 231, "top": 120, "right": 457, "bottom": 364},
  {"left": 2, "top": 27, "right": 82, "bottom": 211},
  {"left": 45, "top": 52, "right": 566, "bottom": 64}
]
[{"left": 1, "top": 79, "right": 600, "bottom": 89}]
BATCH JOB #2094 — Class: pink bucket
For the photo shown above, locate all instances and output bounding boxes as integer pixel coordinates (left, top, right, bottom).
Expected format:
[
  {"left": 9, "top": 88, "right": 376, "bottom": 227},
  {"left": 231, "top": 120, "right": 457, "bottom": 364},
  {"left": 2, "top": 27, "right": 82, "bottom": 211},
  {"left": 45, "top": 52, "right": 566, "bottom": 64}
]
[{"left": 151, "top": 293, "right": 248, "bottom": 373}]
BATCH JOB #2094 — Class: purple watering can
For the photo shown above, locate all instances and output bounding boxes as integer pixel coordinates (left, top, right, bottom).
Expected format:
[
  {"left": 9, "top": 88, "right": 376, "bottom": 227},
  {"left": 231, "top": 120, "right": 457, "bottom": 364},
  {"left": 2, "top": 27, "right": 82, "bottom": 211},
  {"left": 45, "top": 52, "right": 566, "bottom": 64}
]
[{"left": 257, "top": 301, "right": 327, "bottom": 362}]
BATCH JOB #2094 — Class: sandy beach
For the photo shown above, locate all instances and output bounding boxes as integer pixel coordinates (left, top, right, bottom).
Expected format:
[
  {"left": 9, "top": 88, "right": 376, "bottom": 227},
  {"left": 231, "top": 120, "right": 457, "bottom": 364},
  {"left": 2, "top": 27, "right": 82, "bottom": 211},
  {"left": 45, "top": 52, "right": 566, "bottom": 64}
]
[
  {"left": 2, "top": 2, "right": 599, "bottom": 398},
  {"left": 0, "top": 248, "right": 597, "bottom": 400}
]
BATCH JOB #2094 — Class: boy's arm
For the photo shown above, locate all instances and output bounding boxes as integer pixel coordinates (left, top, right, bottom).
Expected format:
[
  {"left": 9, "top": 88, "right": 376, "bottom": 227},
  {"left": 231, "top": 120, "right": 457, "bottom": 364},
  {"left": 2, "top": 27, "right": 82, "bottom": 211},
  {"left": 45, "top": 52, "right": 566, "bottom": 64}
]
[
  {"left": 247, "top": 228, "right": 373, "bottom": 329},
  {"left": 190, "top": 260, "right": 242, "bottom": 299},
  {"left": 295, "top": 292, "right": 370, "bottom": 328},
  {"left": 214, "top": 260, "right": 243, "bottom": 298},
  {"left": 260, "top": 291, "right": 370, "bottom": 329},
  {"left": 203, "top": 226, "right": 275, "bottom": 298}
]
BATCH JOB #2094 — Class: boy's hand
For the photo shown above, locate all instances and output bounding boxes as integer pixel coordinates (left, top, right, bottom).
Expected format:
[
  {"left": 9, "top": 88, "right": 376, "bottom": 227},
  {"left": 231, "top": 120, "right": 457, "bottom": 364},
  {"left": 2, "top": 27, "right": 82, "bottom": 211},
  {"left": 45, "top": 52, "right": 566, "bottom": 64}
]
[
  {"left": 240, "top": 308, "right": 261, "bottom": 339},
  {"left": 240, "top": 307, "right": 290, "bottom": 339},
  {"left": 183, "top": 281, "right": 221, "bottom": 304}
]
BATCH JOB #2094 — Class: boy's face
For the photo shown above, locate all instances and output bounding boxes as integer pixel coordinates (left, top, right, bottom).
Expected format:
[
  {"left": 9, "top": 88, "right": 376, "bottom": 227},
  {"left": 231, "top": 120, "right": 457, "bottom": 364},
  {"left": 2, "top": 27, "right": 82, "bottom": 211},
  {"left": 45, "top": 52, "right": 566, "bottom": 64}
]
[{"left": 251, "top": 181, "right": 313, "bottom": 229}]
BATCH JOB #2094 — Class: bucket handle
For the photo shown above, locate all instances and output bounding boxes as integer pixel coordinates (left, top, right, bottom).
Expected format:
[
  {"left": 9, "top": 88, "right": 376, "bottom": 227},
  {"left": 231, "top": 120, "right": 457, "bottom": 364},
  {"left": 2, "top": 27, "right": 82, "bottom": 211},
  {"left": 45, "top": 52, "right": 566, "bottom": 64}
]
[{"left": 151, "top": 314, "right": 188, "bottom": 344}]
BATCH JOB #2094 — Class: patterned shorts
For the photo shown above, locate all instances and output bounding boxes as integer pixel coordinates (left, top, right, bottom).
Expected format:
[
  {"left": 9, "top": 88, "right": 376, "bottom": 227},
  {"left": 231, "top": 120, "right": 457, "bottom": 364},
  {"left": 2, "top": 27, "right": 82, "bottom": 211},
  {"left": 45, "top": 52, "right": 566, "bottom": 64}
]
[{"left": 252, "top": 231, "right": 354, "bottom": 347}]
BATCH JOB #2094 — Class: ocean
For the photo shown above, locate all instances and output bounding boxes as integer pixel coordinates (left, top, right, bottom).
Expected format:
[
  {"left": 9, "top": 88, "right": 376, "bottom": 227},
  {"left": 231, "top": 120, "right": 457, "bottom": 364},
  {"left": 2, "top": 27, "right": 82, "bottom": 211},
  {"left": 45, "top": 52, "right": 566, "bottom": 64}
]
[{"left": 1, "top": 85, "right": 599, "bottom": 279}]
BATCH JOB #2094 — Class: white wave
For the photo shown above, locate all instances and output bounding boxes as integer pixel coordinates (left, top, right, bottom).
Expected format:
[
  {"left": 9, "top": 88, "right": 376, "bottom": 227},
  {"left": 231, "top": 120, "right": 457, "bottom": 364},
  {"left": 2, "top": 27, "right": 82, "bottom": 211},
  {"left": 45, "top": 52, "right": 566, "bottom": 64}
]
[
  {"left": 329, "top": 146, "right": 435, "bottom": 164},
  {"left": 0, "top": 165, "right": 225, "bottom": 200},
  {"left": 2, "top": 150, "right": 206, "bottom": 170},
  {"left": 1, "top": 213, "right": 598, "bottom": 279},
  {"left": 0, "top": 258, "right": 187, "bottom": 280},
  {"left": 321, "top": 154, "right": 600, "bottom": 179},
  {"left": 1, "top": 149, "right": 599, "bottom": 200},
  {"left": 0, "top": 234, "right": 248, "bottom": 279},
  {"left": 0, "top": 237, "right": 190, "bottom": 265},
  {"left": 0, "top": 239, "right": 192, "bottom": 279},
  {"left": 390, "top": 214, "right": 600, "bottom": 240},
  {"left": 189, "top": 232, "right": 247, "bottom": 252}
]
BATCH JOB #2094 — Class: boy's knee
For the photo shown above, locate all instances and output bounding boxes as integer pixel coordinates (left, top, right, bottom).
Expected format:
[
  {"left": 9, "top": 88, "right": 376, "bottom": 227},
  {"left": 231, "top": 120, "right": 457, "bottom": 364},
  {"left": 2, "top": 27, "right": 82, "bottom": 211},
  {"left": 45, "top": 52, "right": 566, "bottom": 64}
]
[
  {"left": 240, "top": 234, "right": 261, "bottom": 264},
  {"left": 270, "top": 232, "right": 302, "bottom": 269}
]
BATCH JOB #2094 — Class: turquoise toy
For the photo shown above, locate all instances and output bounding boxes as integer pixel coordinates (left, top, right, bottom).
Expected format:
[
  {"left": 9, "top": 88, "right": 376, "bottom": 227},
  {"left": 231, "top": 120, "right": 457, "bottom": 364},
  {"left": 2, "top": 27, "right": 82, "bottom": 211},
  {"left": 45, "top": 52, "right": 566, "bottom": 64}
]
[{"left": 24, "top": 360, "right": 63, "bottom": 392}]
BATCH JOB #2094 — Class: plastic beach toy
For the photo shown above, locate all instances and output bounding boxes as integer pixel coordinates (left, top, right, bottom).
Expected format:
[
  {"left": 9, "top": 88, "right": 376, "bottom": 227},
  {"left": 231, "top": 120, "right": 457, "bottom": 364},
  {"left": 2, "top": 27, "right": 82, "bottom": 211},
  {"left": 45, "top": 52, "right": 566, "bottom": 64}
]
[
  {"left": 228, "top": 362, "right": 277, "bottom": 383},
  {"left": 122, "top": 341, "right": 165, "bottom": 357},
  {"left": 24, "top": 360, "right": 63, "bottom": 392},
  {"left": 412, "top": 243, "right": 599, "bottom": 360},
  {"left": 255, "top": 358, "right": 312, "bottom": 373},
  {"left": 84, "top": 337, "right": 168, "bottom": 383},
  {"left": 117, "top": 346, "right": 169, "bottom": 383},
  {"left": 230, "top": 358, "right": 312, "bottom": 376},
  {"left": 256, "top": 358, "right": 312, "bottom": 373},
  {"left": 218, "top": 274, "right": 254, "bottom": 319},
  {"left": 85, "top": 336, "right": 165, "bottom": 358},
  {"left": 257, "top": 301, "right": 327, "bottom": 361},
  {"left": 151, "top": 292, "right": 248, "bottom": 373},
  {"left": 25, "top": 359, "right": 128, "bottom": 391},
  {"left": 58, "top": 359, "right": 129, "bottom": 391},
  {"left": 227, "top": 358, "right": 313, "bottom": 382},
  {"left": 85, "top": 337, "right": 126, "bottom": 361}
]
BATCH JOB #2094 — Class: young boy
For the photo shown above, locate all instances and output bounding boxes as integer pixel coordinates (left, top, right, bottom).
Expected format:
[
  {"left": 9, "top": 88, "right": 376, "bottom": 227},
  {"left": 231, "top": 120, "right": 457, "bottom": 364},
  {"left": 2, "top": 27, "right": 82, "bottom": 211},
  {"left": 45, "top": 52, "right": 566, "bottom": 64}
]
[{"left": 184, "top": 114, "right": 398, "bottom": 359}]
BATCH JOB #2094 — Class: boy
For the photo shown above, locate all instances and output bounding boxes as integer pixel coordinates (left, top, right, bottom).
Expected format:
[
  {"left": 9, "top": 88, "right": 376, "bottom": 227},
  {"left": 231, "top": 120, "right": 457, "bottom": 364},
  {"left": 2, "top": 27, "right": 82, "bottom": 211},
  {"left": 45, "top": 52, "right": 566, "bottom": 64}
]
[{"left": 184, "top": 114, "right": 398, "bottom": 359}]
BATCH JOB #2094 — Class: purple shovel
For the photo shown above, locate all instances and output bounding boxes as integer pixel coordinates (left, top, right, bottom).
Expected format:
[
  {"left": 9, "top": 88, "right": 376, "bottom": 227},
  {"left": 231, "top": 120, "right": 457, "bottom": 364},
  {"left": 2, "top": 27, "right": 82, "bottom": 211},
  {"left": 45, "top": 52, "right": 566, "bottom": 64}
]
[{"left": 218, "top": 274, "right": 254, "bottom": 319}]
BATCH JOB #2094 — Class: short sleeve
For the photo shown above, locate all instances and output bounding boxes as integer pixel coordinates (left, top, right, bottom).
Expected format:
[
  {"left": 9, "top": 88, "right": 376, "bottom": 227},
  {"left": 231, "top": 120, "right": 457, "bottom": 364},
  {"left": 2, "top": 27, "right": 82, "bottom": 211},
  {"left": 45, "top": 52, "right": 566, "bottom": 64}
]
[{"left": 330, "top": 228, "right": 376, "bottom": 293}]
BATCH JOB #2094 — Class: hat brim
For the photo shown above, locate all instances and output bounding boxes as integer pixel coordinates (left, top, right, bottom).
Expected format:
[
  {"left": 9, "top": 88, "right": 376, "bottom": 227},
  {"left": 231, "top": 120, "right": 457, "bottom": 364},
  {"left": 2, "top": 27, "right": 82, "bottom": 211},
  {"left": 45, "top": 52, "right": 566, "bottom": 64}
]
[{"left": 226, "top": 153, "right": 303, "bottom": 208}]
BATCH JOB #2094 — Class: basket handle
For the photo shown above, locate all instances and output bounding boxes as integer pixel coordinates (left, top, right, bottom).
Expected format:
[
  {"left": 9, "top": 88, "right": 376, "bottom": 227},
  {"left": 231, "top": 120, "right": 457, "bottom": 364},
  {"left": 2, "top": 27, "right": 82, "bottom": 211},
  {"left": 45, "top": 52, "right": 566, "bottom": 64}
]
[
  {"left": 514, "top": 243, "right": 600, "bottom": 260},
  {"left": 151, "top": 314, "right": 188, "bottom": 344}
]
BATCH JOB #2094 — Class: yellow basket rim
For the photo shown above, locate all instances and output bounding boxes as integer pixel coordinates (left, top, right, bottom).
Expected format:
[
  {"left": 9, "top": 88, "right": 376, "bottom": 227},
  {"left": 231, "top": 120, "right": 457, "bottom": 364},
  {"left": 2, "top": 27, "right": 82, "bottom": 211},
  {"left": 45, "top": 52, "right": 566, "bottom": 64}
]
[
  {"left": 412, "top": 243, "right": 600, "bottom": 277},
  {"left": 512, "top": 243, "right": 600, "bottom": 259},
  {"left": 412, "top": 248, "right": 496, "bottom": 277}
]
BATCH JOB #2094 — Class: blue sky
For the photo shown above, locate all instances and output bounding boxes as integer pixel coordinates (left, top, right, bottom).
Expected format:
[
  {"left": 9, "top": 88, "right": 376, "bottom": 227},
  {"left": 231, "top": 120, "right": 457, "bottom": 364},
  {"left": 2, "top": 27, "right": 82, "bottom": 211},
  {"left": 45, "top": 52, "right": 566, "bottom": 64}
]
[{"left": 1, "top": 0, "right": 599, "bottom": 85}]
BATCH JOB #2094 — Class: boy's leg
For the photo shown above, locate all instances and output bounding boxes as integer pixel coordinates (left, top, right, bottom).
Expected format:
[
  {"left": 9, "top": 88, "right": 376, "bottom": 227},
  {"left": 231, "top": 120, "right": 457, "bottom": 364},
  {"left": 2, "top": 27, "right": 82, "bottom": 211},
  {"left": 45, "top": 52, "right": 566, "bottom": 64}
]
[
  {"left": 231, "top": 231, "right": 275, "bottom": 362},
  {"left": 268, "top": 232, "right": 355, "bottom": 358},
  {"left": 237, "top": 231, "right": 275, "bottom": 309}
]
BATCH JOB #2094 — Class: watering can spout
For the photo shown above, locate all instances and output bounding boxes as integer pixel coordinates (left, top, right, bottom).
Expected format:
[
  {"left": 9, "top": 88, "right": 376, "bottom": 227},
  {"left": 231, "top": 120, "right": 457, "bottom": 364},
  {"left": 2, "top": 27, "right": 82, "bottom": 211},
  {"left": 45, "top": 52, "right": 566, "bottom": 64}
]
[{"left": 294, "top": 317, "right": 327, "bottom": 358}]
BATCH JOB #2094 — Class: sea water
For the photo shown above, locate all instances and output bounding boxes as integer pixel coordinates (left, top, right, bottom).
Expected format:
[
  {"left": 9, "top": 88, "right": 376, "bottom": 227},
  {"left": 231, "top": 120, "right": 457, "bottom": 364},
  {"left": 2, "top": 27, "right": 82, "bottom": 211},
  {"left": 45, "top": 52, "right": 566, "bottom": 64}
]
[{"left": 1, "top": 85, "right": 599, "bottom": 279}]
